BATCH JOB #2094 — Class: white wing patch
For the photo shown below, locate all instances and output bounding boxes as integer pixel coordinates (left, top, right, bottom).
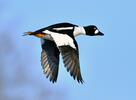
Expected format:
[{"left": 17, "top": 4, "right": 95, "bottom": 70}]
[
  {"left": 43, "top": 30, "right": 76, "bottom": 49},
  {"left": 51, "top": 33, "right": 76, "bottom": 49},
  {"left": 53, "top": 27, "right": 73, "bottom": 31}
]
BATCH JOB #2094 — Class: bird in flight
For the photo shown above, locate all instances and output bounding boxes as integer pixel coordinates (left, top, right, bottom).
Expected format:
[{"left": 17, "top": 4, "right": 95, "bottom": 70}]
[{"left": 24, "top": 22, "right": 104, "bottom": 83}]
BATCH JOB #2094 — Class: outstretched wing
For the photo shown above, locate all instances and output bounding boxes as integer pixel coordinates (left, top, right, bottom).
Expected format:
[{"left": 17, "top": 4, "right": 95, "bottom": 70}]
[
  {"left": 58, "top": 45, "right": 83, "bottom": 83},
  {"left": 42, "top": 28, "right": 83, "bottom": 83},
  {"left": 41, "top": 39, "right": 60, "bottom": 83}
]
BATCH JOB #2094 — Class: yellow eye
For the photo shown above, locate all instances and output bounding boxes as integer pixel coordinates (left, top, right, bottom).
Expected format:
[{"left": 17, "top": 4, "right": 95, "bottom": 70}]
[{"left": 94, "top": 27, "right": 96, "bottom": 30}]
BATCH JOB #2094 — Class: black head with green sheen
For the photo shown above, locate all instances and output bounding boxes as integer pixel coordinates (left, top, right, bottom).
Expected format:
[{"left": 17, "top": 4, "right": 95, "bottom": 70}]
[{"left": 84, "top": 25, "right": 104, "bottom": 36}]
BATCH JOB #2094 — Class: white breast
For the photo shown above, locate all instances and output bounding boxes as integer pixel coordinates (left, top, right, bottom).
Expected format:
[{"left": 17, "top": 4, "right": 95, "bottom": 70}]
[{"left": 73, "top": 26, "right": 86, "bottom": 36}]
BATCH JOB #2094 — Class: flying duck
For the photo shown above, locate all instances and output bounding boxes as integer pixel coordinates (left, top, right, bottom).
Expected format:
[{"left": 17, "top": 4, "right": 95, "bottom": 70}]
[{"left": 24, "top": 22, "right": 104, "bottom": 83}]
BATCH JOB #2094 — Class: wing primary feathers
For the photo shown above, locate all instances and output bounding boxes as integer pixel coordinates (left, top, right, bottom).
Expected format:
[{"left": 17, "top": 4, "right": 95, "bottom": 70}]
[
  {"left": 58, "top": 45, "right": 84, "bottom": 83},
  {"left": 41, "top": 39, "right": 60, "bottom": 83}
]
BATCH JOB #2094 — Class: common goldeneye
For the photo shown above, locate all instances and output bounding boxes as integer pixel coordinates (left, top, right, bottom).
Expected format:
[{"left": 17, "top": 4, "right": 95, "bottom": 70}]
[{"left": 24, "top": 22, "right": 104, "bottom": 83}]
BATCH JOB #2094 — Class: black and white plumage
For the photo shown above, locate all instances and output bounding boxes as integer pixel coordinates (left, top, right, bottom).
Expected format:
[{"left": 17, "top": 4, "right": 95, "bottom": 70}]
[
  {"left": 24, "top": 22, "right": 104, "bottom": 83},
  {"left": 41, "top": 40, "right": 60, "bottom": 82}
]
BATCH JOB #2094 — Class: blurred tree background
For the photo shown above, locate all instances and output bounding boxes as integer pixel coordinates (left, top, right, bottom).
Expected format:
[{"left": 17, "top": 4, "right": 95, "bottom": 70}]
[
  {"left": 0, "top": 33, "right": 64, "bottom": 100},
  {"left": 0, "top": 1, "right": 64, "bottom": 100}
]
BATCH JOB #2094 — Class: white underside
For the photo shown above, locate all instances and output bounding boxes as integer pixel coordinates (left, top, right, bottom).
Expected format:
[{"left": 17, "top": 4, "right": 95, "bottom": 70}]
[{"left": 43, "top": 30, "right": 76, "bottom": 49}]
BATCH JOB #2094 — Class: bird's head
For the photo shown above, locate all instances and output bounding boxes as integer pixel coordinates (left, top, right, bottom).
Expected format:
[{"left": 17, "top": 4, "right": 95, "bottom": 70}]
[{"left": 84, "top": 25, "right": 104, "bottom": 36}]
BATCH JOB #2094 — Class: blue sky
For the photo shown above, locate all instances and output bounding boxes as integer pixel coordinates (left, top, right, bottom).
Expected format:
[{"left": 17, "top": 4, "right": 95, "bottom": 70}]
[{"left": 1, "top": 0, "right": 136, "bottom": 100}]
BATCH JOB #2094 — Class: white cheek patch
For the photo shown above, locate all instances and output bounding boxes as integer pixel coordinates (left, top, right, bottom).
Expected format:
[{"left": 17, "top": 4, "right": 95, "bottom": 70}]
[{"left": 94, "top": 29, "right": 99, "bottom": 34}]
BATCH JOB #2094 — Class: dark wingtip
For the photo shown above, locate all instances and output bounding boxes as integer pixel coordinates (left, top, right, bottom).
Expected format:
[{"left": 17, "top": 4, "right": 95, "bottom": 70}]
[
  {"left": 51, "top": 80, "right": 57, "bottom": 83},
  {"left": 77, "top": 78, "right": 84, "bottom": 84}
]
